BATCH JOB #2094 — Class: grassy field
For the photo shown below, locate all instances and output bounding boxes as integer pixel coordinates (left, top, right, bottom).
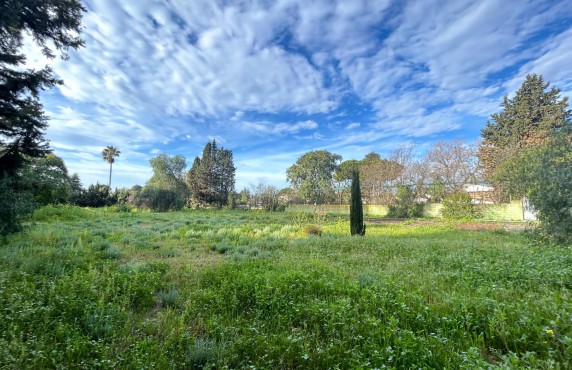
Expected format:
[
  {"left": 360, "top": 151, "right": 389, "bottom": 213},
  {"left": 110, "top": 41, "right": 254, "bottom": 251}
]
[{"left": 1, "top": 205, "right": 571, "bottom": 369}]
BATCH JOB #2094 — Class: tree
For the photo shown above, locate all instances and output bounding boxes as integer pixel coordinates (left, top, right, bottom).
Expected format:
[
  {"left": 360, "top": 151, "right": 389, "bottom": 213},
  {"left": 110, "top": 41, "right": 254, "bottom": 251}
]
[
  {"left": 25, "top": 154, "right": 72, "bottom": 205},
  {"left": 249, "top": 179, "right": 284, "bottom": 211},
  {"left": 147, "top": 153, "right": 188, "bottom": 197},
  {"left": 334, "top": 159, "right": 360, "bottom": 204},
  {"left": 187, "top": 140, "right": 236, "bottom": 207},
  {"left": 101, "top": 146, "right": 121, "bottom": 189},
  {"left": 74, "top": 183, "right": 116, "bottom": 208},
  {"left": 387, "top": 185, "right": 424, "bottom": 219},
  {"left": 286, "top": 150, "right": 341, "bottom": 204},
  {"left": 0, "top": 0, "right": 85, "bottom": 234},
  {"left": 0, "top": 0, "right": 85, "bottom": 176},
  {"left": 478, "top": 74, "right": 570, "bottom": 194},
  {"left": 350, "top": 169, "right": 365, "bottom": 236},
  {"left": 424, "top": 140, "right": 479, "bottom": 193},
  {"left": 359, "top": 153, "right": 403, "bottom": 204},
  {"left": 495, "top": 129, "right": 572, "bottom": 241}
]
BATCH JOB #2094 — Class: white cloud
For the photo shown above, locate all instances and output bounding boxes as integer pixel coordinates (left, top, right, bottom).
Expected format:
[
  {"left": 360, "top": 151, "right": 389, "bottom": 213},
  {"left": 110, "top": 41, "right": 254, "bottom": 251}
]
[{"left": 243, "top": 120, "right": 318, "bottom": 135}]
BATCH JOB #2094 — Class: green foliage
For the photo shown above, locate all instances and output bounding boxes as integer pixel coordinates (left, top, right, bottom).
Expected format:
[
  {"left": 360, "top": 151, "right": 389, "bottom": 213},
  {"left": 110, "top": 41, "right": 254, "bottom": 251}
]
[
  {"left": 187, "top": 140, "right": 236, "bottom": 207},
  {"left": 286, "top": 150, "right": 341, "bottom": 204},
  {"left": 0, "top": 176, "right": 36, "bottom": 235},
  {"left": 135, "top": 186, "right": 185, "bottom": 212},
  {"left": 0, "top": 0, "right": 85, "bottom": 235},
  {"left": 0, "top": 0, "right": 85, "bottom": 177},
  {"left": 24, "top": 154, "right": 72, "bottom": 205},
  {"left": 441, "top": 192, "right": 475, "bottom": 220},
  {"left": 387, "top": 185, "right": 424, "bottom": 218},
  {"left": 101, "top": 146, "right": 120, "bottom": 188},
  {"left": 479, "top": 74, "right": 571, "bottom": 184},
  {"left": 426, "top": 181, "right": 446, "bottom": 202},
  {"left": 350, "top": 169, "right": 365, "bottom": 236},
  {"left": 494, "top": 130, "right": 572, "bottom": 241},
  {"left": 73, "top": 183, "right": 117, "bottom": 207},
  {"left": 529, "top": 139, "right": 572, "bottom": 242},
  {"left": 303, "top": 224, "right": 322, "bottom": 236},
  {"left": 148, "top": 153, "right": 188, "bottom": 197}
]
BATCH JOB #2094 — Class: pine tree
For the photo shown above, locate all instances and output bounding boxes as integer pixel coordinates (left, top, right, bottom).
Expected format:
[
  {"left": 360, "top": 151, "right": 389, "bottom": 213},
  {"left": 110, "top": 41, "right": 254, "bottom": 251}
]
[
  {"left": 187, "top": 140, "right": 236, "bottom": 207},
  {"left": 478, "top": 74, "right": 571, "bottom": 181},
  {"left": 350, "top": 169, "right": 365, "bottom": 236},
  {"left": 1, "top": 0, "right": 85, "bottom": 176}
]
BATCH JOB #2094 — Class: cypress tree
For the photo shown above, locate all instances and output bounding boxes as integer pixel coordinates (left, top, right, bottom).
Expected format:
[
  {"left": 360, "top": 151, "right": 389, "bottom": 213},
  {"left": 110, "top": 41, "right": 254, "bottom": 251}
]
[{"left": 350, "top": 169, "right": 366, "bottom": 236}]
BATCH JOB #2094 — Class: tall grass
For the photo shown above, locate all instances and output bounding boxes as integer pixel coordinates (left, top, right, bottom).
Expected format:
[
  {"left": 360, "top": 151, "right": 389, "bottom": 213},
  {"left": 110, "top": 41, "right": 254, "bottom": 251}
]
[{"left": 0, "top": 205, "right": 570, "bottom": 368}]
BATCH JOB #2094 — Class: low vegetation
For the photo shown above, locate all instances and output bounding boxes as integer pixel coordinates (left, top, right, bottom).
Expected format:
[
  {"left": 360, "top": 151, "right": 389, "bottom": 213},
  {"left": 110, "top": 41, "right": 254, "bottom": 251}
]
[{"left": 1, "top": 206, "right": 570, "bottom": 368}]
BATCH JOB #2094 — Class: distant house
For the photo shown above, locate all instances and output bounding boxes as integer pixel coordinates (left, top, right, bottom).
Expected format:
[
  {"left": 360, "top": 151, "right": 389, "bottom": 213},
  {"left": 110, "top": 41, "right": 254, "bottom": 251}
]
[{"left": 462, "top": 183, "right": 495, "bottom": 204}]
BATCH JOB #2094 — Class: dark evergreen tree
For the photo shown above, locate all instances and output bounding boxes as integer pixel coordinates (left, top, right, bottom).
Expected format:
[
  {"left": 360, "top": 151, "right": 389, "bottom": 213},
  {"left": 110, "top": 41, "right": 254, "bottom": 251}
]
[
  {"left": 187, "top": 140, "right": 236, "bottom": 207},
  {"left": 0, "top": 0, "right": 85, "bottom": 234},
  {"left": 1, "top": 0, "right": 85, "bottom": 176},
  {"left": 350, "top": 169, "right": 365, "bottom": 236},
  {"left": 478, "top": 74, "right": 571, "bottom": 183}
]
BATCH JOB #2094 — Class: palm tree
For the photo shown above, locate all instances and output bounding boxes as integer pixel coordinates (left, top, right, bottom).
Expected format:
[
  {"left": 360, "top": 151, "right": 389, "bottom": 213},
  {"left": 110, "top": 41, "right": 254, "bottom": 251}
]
[{"left": 101, "top": 146, "right": 120, "bottom": 189}]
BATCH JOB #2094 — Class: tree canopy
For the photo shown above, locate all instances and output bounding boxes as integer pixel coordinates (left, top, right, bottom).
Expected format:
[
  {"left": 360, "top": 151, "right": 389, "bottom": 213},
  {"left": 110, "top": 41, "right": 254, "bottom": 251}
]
[
  {"left": 0, "top": 0, "right": 86, "bottom": 176},
  {"left": 478, "top": 74, "right": 571, "bottom": 182},
  {"left": 148, "top": 153, "right": 187, "bottom": 191},
  {"left": 187, "top": 140, "right": 236, "bottom": 207},
  {"left": 286, "top": 150, "right": 341, "bottom": 204},
  {"left": 102, "top": 146, "right": 120, "bottom": 189}
]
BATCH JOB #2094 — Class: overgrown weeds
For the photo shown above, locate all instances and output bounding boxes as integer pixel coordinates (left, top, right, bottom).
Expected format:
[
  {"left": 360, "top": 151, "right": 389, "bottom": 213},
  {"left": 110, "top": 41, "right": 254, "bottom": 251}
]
[{"left": 0, "top": 206, "right": 570, "bottom": 368}]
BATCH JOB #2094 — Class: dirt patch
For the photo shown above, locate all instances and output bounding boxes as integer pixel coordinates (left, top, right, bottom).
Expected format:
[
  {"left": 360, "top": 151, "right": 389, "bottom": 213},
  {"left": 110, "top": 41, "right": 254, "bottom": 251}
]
[{"left": 456, "top": 223, "right": 501, "bottom": 230}]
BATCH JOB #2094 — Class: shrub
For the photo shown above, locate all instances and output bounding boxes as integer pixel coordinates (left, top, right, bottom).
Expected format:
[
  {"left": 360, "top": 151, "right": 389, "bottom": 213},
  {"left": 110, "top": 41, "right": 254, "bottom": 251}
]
[
  {"left": 387, "top": 185, "right": 424, "bottom": 218},
  {"left": 0, "top": 176, "right": 37, "bottom": 235},
  {"left": 527, "top": 131, "right": 572, "bottom": 242},
  {"left": 441, "top": 192, "right": 475, "bottom": 220},
  {"left": 73, "top": 183, "right": 117, "bottom": 207},
  {"left": 303, "top": 224, "right": 322, "bottom": 236},
  {"left": 134, "top": 187, "right": 185, "bottom": 212}
]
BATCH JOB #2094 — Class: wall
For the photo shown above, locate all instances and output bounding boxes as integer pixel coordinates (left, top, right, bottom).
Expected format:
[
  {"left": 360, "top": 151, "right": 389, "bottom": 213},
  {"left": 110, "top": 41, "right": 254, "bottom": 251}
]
[{"left": 286, "top": 200, "right": 525, "bottom": 221}]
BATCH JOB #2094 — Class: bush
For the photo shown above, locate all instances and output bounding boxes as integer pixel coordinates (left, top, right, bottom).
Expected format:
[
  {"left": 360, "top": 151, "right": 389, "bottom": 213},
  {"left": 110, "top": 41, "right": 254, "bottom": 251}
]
[
  {"left": 387, "top": 185, "right": 424, "bottom": 218},
  {"left": 73, "top": 183, "right": 116, "bottom": 207},
  {"left": 303, "top": 224, "right": 322, "bottom": 236},
  {"left": 528, "top": 132, "right": 572, "bottom": 242},
  {"left": 0, "top": 176, "right": 37, "bottom": 235},
  {"left": 134, "top": 187, "right": 185, "bottom": 212},
  {"left": 441, "top": 193, "right": 474, "bottom": 220},
  {"left": 494, "top": 129, "right": 572, "bottom": 242}
]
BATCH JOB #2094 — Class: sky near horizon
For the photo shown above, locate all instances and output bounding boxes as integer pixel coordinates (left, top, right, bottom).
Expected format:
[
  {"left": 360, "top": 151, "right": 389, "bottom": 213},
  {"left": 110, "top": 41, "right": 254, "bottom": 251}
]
[{"left": 25, "top": 0, "right": 572, "bottom": 190}]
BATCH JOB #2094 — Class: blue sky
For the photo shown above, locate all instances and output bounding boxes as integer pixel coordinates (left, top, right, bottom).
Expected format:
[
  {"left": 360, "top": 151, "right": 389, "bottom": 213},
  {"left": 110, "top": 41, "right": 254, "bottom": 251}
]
[{"left": 24, "top": 0, "right": 572, "bottom": 190}]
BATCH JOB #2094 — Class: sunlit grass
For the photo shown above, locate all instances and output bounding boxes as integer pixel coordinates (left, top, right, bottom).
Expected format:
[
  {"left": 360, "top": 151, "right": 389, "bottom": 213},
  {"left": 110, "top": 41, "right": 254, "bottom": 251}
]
[{"left": 0, "top": 206, "right": 570, "bottom": 368}]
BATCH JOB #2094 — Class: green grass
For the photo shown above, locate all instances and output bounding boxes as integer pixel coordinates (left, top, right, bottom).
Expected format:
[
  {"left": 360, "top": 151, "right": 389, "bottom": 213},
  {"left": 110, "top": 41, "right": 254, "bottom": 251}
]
[{"left": 0, "top": 206, "right": 571, "bottom": 368}]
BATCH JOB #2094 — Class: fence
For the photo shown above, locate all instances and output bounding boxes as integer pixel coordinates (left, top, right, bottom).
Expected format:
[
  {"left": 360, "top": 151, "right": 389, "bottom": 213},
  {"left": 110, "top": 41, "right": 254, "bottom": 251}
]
[{"left": 286, "top": 201, "right": 525, "bottom": 221}]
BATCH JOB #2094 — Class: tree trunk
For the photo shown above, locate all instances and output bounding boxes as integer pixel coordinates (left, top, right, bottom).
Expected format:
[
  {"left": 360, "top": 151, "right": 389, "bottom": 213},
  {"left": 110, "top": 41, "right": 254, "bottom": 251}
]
[{"left": 109, "top": 162, "right": 113, "bottom": 190}]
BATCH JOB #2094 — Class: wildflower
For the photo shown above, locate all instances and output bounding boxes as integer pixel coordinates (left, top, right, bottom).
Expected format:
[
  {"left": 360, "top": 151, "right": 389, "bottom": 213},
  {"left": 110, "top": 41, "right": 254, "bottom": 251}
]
[{"left": 545, "top": 329, "right": 554, "bottom": 336}]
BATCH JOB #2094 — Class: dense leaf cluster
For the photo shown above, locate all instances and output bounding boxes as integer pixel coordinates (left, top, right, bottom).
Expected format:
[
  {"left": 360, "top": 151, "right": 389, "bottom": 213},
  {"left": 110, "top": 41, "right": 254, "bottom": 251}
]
[
  {"left": 0, "top": 0, "right": 85, "bottom": 234},
  {"left": 350, "top": 169, "right": 365, "bottom": 236},
  {"left": 187, "top": 140, "right": 236, "bottom": 207}
]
